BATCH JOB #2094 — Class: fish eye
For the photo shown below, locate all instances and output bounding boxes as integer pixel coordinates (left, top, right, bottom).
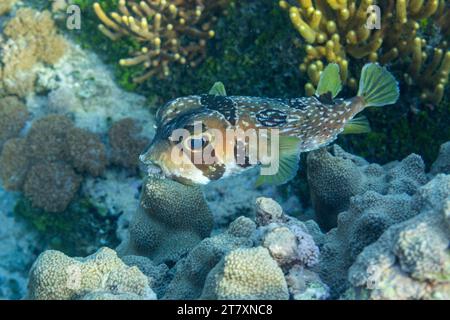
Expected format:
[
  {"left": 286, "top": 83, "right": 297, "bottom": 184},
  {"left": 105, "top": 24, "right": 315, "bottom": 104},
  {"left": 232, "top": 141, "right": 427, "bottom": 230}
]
[{"left": 184, "top": 133, "right": 212, "bottom": 152}]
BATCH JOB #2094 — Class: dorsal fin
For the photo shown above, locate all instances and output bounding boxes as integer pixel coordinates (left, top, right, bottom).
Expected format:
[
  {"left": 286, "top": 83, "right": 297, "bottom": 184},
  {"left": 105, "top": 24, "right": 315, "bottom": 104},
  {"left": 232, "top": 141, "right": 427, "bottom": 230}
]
[
  {"left": 208, "top": 82, "right": 227, "bottom": 96},
  {"left": 315, "top": 63, "right": 342, "bottom": 98},
  {"left": 318, "top": 91, "right": 335, "bottom": 105}
]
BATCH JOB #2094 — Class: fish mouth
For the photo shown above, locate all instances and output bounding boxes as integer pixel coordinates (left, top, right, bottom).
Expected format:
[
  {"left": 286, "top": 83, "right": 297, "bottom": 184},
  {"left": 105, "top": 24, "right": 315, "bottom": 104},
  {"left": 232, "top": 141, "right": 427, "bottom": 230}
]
[
  {"left": 146, "top": 163, "right": 163, "bottom": 176},
  {"left": 139, "top": 154, "right": 165, "bottom": 178}
]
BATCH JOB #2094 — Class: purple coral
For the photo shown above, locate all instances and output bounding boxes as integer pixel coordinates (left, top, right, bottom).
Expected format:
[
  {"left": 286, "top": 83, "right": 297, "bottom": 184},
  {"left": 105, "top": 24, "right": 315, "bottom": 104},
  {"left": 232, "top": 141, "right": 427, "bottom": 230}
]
[{"left": 289, "top": 224, "right": 320, "bottom": 268}]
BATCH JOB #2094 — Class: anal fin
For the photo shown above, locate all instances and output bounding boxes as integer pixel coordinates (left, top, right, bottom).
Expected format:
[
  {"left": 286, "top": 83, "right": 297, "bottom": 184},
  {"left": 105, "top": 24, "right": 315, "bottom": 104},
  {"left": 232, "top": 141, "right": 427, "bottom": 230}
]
[{"left": 342, "top": 116, "right": 371, "bottom": 134}]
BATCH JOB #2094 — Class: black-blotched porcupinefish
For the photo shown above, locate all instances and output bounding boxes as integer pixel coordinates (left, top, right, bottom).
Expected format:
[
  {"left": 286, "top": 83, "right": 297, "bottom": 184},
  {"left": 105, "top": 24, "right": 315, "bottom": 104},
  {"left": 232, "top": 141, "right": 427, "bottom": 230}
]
[{"left": 141, "top": 63, "right": 399, "bottom": 186}]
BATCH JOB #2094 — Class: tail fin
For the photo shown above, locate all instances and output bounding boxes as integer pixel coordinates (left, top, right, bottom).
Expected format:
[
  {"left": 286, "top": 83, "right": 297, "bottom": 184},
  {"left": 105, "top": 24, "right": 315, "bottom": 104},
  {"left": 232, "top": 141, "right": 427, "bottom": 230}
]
[{"left": 357, "top": 63, "right": 399, "bottom": 107}]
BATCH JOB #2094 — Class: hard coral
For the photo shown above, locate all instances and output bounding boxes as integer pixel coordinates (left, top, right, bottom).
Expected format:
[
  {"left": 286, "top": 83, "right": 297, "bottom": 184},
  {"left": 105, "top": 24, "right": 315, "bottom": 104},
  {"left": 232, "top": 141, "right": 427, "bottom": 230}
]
[
  {"left": 27, "top": 247, "right": 156, "bottom": 300},
  {"left": 23, "top": 162, "right": 82, "bottom": 213},
  {"left": 0, "top": 96, "right": 29, "bottom": 149},
  {"left": 306, "top": 142, "right": 450, "bottom": 298},
  {"left": 0, "top": 114, "right": 108, "bottom": 212},
  {"left": 0, "top": 8, "right": 68, "bottom": 97},
  {"left": 430, "top": 141, "right": 450, "bottom": 175},
  {"left": 201, "top": 247, "right": 289, "bottom": 300},
  {"left": 0, "top": 138, "right": 29, "bottom": 191},
  {"left": 286, "top": 265, "right": 329, "bottom": 300},
  {"left": 164, "top": 216, "right": 256, "bottom": 299},
  {"left": 26, "top": 115, "right": 74, "bottom": 162},
  {"left": 117, "top": 175, "right": 213, "bottom": 264},
  {"left": 280, "top": 0, "right": 450, "bottom": 104},
  {"left": 93, "top": 0, "right": 230, "bottom": 82},
  {"left": 67, "top": 127, "right": 108, "bottom": 176},
  {"left": 307, "top": 145, "right": 427, "bottom": 230},
  {"left": 108, "top": 118, "right": 150, "bottom": 171},
  {"left": 347, "top": 175, "right": 450, "bottom": 299},
  {"left": 121, "top": 255, "right": 170, "bottom": 298}
]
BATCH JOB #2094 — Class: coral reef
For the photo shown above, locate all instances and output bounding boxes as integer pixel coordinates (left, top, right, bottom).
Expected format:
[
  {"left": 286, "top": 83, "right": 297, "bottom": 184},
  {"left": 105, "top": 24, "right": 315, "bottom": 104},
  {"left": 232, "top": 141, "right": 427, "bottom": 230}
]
[
  {"left": 0, "top": 96, "right": 29, "bottom": 149},
  {"left": 202, "top": 168, "right": 302, "bottom": 232},
  {"left": 346, "top": 174, "right": 450, "bottom": 299},
  {"left": 121, "top": 255, "right": 170, "bottom": 298},
  {"left": 23, "top": 162, "right": 82, "bottom": 213},
  {"left": 66, "top": 127, "right": 108, "bottom": 176},
  {"left": 108, "top": 117, "right": 150, "bottom": 171},
  {"left": 280, "top": 0, "right": 450, "bottom": 104},
  {"left": 305, "top": 142, "right": 450, "bottom": 298},
  {"left": 431, "top": 141, "right": 450, "bottom": 175},
  {"left": 0, "top": 8, "right": 68, "bottom": 97},
  {"left": 93, "top": 0, "right": 230, "bottom": 82},
  {"left": 27, "top": 247, "right": 156, "bottom": 300},
  {"left": 286, "top": 265, "right": 329, "bottom": 300},
  {"left": 0, "top": 4, "right": 158, "bottom": 300},
  {"left": 306, "top": 144, "right": 427, "bottom": 230},
  {"left": 201, "top": 246, "right": 289, "bottom": 300},
  {"left": 0, "top": 138, "right": 29, "bottom": 191},
  {"left": 117, "top": 175, "right": 213, "bottom": 265},
  {"left": 0, "top": 0, "right": 17, "bottom": 15},
  {"left": 255, "top": 197, "right": 320, "bottom": 268},
  {"left": 164, "top": 199, "right": 325, "bottom": 300},
  {"left": 0, "top": 114, "right": 108, "bottom": 212},
  {"left": 163, "top": 216, "right": 256, "bottom": 299}
]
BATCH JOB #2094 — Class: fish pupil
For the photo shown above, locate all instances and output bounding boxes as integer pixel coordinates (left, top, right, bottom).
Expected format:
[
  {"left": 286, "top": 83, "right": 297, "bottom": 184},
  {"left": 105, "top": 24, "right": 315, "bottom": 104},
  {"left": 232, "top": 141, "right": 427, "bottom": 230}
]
[{"left": 190, "top": 137, "right": 208, "bottom": 150}]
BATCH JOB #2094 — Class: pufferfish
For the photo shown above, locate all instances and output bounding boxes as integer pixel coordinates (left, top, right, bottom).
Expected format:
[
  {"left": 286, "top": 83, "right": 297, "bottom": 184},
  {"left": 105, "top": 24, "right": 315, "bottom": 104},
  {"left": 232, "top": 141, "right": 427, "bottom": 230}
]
[{"left": 140, "top": 63, "right": 399, "bottom": 186}]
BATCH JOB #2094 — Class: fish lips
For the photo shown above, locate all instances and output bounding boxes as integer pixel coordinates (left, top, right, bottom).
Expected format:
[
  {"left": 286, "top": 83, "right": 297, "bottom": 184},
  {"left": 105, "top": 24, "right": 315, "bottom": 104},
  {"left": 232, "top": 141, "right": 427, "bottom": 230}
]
[{"left": 139, "top": 152, "right": 164, "bottom": 177}]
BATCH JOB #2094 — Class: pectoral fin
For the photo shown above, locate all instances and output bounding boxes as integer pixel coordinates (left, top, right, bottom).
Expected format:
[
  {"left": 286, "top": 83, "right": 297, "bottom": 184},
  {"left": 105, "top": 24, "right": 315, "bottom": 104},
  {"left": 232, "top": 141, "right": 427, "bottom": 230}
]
[
  {"left": 255, "top": 136, "right": 301, "bottom": 186},
  {"left": 209, "top": 82, "right": 227, "bottom": 96},
  {"left": 342, "top": 116, "right": 371, "bottom": 134}
]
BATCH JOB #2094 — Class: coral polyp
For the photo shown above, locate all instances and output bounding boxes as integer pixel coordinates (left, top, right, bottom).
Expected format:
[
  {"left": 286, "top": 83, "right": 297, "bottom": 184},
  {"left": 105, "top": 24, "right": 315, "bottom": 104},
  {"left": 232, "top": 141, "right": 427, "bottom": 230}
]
[
  {"left": 280, "top": 0, "right": 450, "bottom": 104},
  {"left": 93, "top": 0, "right": 229, "bottom": 83}
]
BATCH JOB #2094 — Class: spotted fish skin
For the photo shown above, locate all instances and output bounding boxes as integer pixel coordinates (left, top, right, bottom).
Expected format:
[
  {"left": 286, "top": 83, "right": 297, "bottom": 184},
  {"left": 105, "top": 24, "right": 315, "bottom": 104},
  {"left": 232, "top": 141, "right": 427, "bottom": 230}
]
[
  {"left": 142, "top": 63, "right": 399, "bottom": 186},
  {"left": 142, "top": 93, "right": 366, "bottom": 185},
  {"left": 156, "top": 94, "right": 364, "bottom": 152}
]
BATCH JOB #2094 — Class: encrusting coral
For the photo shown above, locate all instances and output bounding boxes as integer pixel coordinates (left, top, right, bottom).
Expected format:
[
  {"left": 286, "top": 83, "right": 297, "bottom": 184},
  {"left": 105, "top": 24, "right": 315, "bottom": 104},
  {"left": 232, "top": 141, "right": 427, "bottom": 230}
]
[
  {"left": 117, "top": 175, "right": 213, "bottom": 264},
  {"left": 346, "top": 174, "right": 450, "bottom": 300},
  {"left": 23, "top": 162, "right": 82, "bottom": 214},
  {"left": 280, "top": 0, "right": 450, "bottom": 104},
  {"left": 108, "top": 117, "right": 150, "bottom": 171},
  {"left": 304, "top": 141, "right": 450, "bottom": 298},
  {"left": 201, "top": 246, "right": 290, "bottom": 300},
  {"left": 164, "top": 216, "right": 256, "bottom": 299},
  {"left": 121, "top": 255, "right": 170, "bottom": 298},
  {"left": 93, "top": 0, "right": 230, "bottom": 83},
  {"left": 307, "top": 144, "right": 427, "bottom": 230},
  {"left": 0, "top": 8, "right": 68, "bottom": 97},
  {"left": 164, "top": 199, "right": 325, "bottom": 300},
  {"left": 430, "top": 141, "right": 450, "bottom": 175},
  {"left": 0, "top": 114, "right": 108, "bottom": 212},
  {"left": 0, "top": 96, "right": 29, "bottom": 149},
  {"left": 26, "top": 247, "right": 156, "bottom": 300},
  {"left": 0, "top": 138, "right": 29, "bottom": 191}
]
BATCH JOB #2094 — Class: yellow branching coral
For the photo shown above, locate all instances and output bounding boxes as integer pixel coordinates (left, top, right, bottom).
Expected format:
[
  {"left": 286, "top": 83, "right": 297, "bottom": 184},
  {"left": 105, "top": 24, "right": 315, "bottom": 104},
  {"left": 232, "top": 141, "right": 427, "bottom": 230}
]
[
  {"left": 94, "top": 0, "right": 230, "bottom": 83},
  {"left": 280, "top": 0, "right": 450, "bottom": 105}
]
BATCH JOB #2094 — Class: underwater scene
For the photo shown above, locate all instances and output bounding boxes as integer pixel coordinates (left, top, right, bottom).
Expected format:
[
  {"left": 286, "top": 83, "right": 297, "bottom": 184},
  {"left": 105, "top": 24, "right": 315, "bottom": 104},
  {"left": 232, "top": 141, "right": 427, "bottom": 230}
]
[{"left": 0, "top": 0, "right": 449, "bottom": 301}]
